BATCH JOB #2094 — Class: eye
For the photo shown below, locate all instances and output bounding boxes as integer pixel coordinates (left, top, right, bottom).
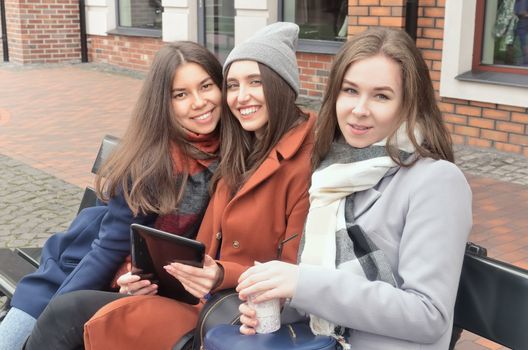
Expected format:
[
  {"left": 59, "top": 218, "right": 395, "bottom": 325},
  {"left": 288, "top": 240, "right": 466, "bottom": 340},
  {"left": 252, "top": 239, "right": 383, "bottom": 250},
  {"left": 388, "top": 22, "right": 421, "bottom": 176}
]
[
  {"left": 250, "top": 79, "right": 262, "bottom": 86},
  {"left": 173, "top": 92, "right": 186, "bottom": 100},
  {"left": 226, "top": 82, "right": 239, "bottom": 90},
  {"left": 342, "top": 87, "right": 357, "bottom": 95},
  {"left": 201, "top": 83, "right": 213, "bottom": 91},
  {"left": 375, "top": 94, "right": 390, "bottom": 101}
]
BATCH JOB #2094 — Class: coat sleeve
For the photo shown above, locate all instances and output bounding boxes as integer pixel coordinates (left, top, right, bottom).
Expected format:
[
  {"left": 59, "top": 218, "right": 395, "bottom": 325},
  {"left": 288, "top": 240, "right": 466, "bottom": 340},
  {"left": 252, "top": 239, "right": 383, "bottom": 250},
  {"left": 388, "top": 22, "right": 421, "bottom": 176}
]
[
  {"left": 54, "top": 191, "right": 153, "bottom": 296},
  {"left": 290, "top": 162, "right": 472, "bottom": 343}
]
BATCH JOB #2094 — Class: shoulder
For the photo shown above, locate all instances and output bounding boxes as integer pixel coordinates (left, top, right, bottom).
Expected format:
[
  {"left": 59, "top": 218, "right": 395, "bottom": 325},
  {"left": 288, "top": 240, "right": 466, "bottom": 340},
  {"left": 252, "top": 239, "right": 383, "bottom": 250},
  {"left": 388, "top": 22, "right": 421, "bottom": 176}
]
[{"left": 397, "top": 157, "right": 471, "bottom": 198}]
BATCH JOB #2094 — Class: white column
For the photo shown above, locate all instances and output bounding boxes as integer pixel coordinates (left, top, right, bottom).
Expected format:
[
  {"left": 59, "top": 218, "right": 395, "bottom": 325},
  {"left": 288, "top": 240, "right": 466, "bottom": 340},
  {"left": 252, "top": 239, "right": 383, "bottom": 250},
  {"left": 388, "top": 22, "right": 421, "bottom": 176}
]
[
  {"left": 162, "top": 0, "right": 198, "bottom": 42},
  {"left": 85, "top": 0, "right": 116, "bottom": 36},
  {"left": 234, "top": 0, "right": 278, "bottom": 45}
]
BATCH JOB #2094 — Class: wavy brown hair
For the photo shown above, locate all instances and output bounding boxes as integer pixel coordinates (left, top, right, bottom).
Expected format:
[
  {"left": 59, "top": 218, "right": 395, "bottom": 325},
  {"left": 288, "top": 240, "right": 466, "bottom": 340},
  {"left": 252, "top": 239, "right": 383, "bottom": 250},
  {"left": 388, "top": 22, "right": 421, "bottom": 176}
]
[
  {"left": 313, "top": 27, "right": 453, "bottom": 169},
  {"left": 95, "top": 41, "right": 222, "bottom": 216},
  {"left": 214, "top": 62, "right": 308, "bottom": 195}
]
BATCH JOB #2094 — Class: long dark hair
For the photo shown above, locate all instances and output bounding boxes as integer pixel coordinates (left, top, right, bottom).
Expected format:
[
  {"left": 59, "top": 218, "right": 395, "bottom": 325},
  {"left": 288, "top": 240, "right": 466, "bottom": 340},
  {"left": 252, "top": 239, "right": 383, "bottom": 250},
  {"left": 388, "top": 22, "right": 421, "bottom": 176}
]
[
  {"left": 313, "top": 27, "right": 453, "bottom": 169},
  {"left": 214, "top": 62, "right": 308, "bottom": 195},
  {"left": 96, "top": 41, "right": 223, "bottom": 216}
]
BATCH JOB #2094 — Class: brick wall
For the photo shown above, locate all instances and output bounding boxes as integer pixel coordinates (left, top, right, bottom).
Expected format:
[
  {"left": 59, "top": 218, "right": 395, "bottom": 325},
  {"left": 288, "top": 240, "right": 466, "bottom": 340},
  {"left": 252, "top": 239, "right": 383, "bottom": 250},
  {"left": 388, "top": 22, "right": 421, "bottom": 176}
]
[
  {"left": 88, "top": 35, "right": 163, "bottom": 72},
  {"left": 5, "top": 0, "right": 81, "bottom": 64},
  {"left": 297, "top": 52, "right": 333, "bottom": 99},
  {"left": 340, "top": 0, "right": 528, "bottom": 156}
]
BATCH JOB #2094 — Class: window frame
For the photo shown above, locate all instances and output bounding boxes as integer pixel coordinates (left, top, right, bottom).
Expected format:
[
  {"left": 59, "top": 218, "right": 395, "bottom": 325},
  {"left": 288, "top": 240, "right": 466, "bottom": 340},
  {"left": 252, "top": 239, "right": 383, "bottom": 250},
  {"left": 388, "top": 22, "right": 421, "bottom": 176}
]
[
  {"left": 277, "top": 0, "right": 345, "bottom": 54},
  {"left": 111, "top": 0, "right": 162, "bottom": 38},
  {"left": 472, "top": 0, "right": 528, "bottom": 75}
]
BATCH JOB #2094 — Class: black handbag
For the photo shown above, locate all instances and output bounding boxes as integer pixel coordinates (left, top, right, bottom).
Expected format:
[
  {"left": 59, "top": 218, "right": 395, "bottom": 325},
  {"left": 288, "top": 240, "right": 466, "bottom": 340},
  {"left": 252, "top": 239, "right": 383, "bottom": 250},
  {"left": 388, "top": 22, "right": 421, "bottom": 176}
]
[
  {"left": 203, "top": 322, "right": 338, "bottom": 350},
  {"left": 192, "top": 289, "right": 243, "bottom": 350}
]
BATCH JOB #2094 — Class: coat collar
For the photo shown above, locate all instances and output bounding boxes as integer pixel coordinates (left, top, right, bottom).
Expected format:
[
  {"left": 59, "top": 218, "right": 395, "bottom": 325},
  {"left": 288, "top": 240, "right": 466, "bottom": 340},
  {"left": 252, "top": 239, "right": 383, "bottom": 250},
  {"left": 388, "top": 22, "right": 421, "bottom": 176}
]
[
  {"left": 233, "top": 112, "right": 315, "bottom": 200},
  {"left": 353, "top": 166, "right": 399, "bottom": 219}
]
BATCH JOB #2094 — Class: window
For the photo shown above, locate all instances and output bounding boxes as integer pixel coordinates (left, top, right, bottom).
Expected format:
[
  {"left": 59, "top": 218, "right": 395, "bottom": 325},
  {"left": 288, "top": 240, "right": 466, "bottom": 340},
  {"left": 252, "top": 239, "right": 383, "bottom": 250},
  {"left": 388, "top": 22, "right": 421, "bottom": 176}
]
[
  {"left": 473, "top": 0, "right": 528, "bottom": 74},
  {"left": 280, "top": 0, "right": 347, "bottom": 53},
  {"left": 202, "top": 0, "right": 235, "bottom": 62},
  {"left": 115, "top": 0, "right": 162, "bottom": 36}
]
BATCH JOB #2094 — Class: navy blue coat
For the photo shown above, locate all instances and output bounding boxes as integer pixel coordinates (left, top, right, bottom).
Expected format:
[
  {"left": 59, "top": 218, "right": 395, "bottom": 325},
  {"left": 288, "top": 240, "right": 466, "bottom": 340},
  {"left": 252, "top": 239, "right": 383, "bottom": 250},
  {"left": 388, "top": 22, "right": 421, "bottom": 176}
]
[{"left": 11, "top": 193, "right": 155, "bottom": 319}]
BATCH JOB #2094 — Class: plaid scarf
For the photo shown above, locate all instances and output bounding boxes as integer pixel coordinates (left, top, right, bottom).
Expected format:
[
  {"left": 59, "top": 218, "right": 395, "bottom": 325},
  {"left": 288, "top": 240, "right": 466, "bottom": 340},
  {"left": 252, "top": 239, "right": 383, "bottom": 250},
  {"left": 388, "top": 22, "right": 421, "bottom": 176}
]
[
  {"left": 154, "top": 131, "right": 220, "bottom": 238},
  {"left": 300, "top": 124, "right": 421, "bottom": 339}
]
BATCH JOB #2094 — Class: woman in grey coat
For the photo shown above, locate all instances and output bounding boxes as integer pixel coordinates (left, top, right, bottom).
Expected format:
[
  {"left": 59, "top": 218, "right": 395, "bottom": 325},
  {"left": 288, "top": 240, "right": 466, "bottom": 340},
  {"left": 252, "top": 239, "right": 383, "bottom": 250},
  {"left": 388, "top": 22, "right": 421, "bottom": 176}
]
[{"left": 236, "top": 27, "right": 472, "bottom": 350}]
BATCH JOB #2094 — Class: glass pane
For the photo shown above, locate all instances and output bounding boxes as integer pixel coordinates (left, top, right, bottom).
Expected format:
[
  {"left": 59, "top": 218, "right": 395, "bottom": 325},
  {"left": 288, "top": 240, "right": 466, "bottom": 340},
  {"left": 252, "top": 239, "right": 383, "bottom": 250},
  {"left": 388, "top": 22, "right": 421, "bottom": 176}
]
[
  {"left": 482, "top": 0, "right": 528, "bottom": 67},
  {"left": 118, "top": 0, "right": 162, "bottom": 30},
  {"left": 283, "top": 0, "right": 348, "bottom": 42},
  {"left": 204, "top": 0, "right": 235, "bottom": 63}
]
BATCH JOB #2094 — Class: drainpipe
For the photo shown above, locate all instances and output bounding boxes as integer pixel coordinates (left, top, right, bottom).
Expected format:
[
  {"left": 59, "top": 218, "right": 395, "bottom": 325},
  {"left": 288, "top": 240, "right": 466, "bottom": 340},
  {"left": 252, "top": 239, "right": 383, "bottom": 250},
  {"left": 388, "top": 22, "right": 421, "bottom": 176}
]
[
  {"left": 1, "top": 0, "right": 8, "bottom": 62},
  {"left": 79, "top": 0, "right": 88, "bottom": 62},
  {"left": 405, "top": 0, "right": 419, "bottom": 42}
]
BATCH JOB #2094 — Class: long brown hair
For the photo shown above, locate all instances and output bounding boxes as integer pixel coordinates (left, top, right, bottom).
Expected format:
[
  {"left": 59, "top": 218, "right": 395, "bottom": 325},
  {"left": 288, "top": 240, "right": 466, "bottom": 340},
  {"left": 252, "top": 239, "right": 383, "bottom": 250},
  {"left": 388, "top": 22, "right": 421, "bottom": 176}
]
[
  {"left": 96, "top": 41, "right": 223, "bottom": 216},
  {"left": 313, "top": 27, "right": 453, "bottom": 169},
  {"left": 215, "top": 62, "right": 308, "bottom": 195}
]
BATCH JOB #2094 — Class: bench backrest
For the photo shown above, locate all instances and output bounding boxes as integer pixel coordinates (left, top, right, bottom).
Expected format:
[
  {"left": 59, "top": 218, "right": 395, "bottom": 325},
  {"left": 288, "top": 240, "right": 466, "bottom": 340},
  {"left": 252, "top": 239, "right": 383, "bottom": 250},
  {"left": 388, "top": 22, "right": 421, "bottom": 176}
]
[
  {"left": 77, "top": 134, "right": 120, "bottom": 213},
  {"left": 454, "top": 245, "right": 528, "bottom": 349}
]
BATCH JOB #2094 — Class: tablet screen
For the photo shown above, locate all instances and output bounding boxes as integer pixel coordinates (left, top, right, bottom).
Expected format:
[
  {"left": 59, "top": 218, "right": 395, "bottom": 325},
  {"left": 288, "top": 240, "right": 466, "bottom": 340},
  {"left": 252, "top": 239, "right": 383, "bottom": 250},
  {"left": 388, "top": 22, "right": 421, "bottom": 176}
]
[{"left": 130, "top": 223, "right": 205, "bottom": 305}]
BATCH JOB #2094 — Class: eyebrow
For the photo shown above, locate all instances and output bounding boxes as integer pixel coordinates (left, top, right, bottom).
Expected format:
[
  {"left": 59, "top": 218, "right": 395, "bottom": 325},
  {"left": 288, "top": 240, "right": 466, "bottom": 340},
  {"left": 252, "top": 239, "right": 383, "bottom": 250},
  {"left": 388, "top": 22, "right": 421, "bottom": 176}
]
[
  {"left": 172, "top": 76, "right": 212, "bottom": 92},
  {"left": 342, "top": 78, "right": 395, "bottom": 93},
  {"left": 226, "top": 73, "right": 261, "bottom": 82}
]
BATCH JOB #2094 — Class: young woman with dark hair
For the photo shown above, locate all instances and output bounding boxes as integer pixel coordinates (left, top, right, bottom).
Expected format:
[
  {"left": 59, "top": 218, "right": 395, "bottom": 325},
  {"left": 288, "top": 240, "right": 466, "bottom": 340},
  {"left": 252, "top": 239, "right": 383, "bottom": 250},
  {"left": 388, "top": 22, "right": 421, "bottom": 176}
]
[
  {"left": 0, "top": 41, "right": 223, "bottom": 350},
  {"left": 23, "top": 22, "right": 315, "bottom": 350},
  {"left": 237, "top": 27, "right": 472, "bottom": 350}
]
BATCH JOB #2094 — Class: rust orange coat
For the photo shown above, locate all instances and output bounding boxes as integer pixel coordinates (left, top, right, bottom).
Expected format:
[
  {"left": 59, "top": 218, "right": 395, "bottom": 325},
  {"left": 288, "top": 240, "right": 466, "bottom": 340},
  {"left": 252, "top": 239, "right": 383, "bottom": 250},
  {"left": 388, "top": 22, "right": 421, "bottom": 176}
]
[{"left": 83, "top": 114, "right": 315, "bottom": 349}]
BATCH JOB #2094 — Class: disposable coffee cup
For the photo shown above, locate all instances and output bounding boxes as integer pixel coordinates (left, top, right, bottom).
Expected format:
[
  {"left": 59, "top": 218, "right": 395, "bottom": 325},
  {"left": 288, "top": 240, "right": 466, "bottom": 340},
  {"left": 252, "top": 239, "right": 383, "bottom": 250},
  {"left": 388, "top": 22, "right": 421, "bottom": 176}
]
[{"left": 247, "top": 294, "right": 281, "bottom": 333}]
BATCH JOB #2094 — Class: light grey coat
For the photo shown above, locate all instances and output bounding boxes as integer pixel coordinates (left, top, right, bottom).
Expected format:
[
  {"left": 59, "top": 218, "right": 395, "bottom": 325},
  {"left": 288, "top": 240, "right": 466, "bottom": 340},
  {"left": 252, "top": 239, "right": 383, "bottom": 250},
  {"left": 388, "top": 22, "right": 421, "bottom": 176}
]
[{"left": 290, "top": 157, "right": 472, "bottom": 350}]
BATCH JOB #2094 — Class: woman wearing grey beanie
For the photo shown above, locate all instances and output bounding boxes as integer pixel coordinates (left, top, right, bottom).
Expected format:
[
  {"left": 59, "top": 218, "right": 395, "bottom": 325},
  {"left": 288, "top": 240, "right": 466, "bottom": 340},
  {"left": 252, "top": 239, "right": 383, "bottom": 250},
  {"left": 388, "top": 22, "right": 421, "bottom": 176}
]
[{"left": 21, "top": 22, "right": 316, "bottom": 349}]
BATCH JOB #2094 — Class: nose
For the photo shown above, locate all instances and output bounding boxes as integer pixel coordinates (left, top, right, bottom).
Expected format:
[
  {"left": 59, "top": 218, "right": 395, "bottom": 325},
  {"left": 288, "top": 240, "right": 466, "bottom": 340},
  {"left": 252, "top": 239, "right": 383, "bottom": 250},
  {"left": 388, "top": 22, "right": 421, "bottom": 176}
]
[
  {"left": 237, "top": 86, "right": 250, "bottom": 104},
  {"left": 352, "top": 97, "right": 370, "bottom": 117},
  {"left": 191, "top": 92, "right": 206, "bottom": 109}
]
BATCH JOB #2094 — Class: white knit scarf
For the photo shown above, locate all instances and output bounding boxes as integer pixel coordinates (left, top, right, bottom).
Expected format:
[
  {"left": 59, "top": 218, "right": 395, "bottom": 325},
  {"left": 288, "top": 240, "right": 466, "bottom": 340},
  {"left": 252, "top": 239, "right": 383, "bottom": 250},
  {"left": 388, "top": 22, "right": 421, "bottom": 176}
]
[{"left": 300, "top": 123, "right": 423, "bottom": 337}]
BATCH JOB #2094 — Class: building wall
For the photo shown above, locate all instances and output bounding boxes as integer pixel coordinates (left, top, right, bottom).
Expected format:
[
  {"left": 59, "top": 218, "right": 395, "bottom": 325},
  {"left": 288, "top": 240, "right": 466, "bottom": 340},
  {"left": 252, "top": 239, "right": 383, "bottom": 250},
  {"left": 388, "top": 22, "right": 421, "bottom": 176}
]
[
  {"left": 339, "top": 0, "right": 528, "bottom": 156},
  {"left": 88, "top": 34, "right": 163, "bottom": 72},
  {"left": 3, "top": 0, "right": 527, "bottom": 155},
  {"left": 4, "top": 0, "right": 81, "bottom": 64}
]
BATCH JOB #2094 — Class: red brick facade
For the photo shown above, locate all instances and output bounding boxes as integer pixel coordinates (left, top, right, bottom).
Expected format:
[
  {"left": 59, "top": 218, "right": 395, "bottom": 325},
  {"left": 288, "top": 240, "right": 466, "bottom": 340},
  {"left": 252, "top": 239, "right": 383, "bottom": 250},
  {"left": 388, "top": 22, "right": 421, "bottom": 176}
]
[
  {"left": 340, "top": 0, "right": 528, "bottom": 156},
  {"left": 88, "top": 35, "right": 163, "bottom": 72},
  {"left": 2, "top": 0, "right": 528, "bottom": 155},
  {"left": 3, "top": 0, "right": 81, "bottom": 64}
]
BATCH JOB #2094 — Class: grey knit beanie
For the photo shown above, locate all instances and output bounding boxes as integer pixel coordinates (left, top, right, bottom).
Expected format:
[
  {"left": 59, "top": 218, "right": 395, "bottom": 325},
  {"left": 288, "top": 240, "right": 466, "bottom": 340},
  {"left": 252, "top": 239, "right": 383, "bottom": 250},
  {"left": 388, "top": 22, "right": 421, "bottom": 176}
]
[{"left": 223, "top": 22, "right": 300, "bottom": 96}]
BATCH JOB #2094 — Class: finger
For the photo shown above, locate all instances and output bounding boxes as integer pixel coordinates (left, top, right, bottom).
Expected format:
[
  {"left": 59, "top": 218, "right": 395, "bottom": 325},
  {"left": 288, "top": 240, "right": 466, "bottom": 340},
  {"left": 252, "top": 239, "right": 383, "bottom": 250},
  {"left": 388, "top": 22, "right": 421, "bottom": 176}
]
[
  {"left": 165, "top": 265, "right": 216, "bottom": 289},
  {"left": 240, "top": 314, "right": 258, "bottom": 329},
  {"left": 132, "top": 284, "right": 158, "bottom": 296},
  {"left": 239, "top": 303, "right": 256, "bottom": 317},
  {"left": 180, "top": 280, "right": 208, "bottom": 299},
  {"left": 238, "top": 280, "right": 277, "bottom": 301},
  {"left": 239, "top": 324, "right": 256, "bottom": 336},
  {"left": 117, "top": 272, "right": 140, "bottom": 286},
  {"left": 203, "top": 254, "right": 216, "bottom": 267},
  {"left": 169, "top": 263, "right": 211, "bottom": 278},
  {"left": 128, "top": 279, "right": 152, "bottom": 294}
]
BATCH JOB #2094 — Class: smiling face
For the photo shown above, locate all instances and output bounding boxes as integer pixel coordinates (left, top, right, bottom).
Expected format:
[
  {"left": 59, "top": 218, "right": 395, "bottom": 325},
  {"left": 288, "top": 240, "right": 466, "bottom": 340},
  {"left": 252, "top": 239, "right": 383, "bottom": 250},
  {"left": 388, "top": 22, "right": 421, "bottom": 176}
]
[
  {"left": 225, "top": 60, "right": 269, "bottom": 139},
  {"left": 336, "top": 54, "right": 403, "bottom": 148},
  {"left": 171, "top": 62, "right": 222, "bottom": 135}
]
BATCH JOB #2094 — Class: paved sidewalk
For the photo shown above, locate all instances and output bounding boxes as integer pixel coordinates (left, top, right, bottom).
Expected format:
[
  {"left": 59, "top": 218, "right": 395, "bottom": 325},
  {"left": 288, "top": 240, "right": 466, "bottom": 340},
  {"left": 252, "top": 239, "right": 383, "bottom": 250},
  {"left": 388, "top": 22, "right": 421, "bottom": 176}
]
[{"left": 1, "top": 63, "right": 527, "bottom": 350}]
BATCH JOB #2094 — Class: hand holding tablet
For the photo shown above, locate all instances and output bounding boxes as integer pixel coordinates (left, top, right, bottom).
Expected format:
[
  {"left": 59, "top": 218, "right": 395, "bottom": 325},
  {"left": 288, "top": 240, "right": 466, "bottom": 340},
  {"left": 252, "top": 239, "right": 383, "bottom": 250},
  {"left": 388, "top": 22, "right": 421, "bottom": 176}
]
[{"left": 130, "top": 223, "right": 206, "bottom": 304}]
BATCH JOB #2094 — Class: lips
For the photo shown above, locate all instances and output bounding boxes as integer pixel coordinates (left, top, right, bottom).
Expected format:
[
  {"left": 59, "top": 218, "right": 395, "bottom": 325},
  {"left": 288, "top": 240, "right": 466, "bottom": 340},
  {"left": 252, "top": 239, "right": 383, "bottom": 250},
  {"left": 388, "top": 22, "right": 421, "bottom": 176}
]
[{"left": 348, "top": 123, "right": 372, "bottom": 135}]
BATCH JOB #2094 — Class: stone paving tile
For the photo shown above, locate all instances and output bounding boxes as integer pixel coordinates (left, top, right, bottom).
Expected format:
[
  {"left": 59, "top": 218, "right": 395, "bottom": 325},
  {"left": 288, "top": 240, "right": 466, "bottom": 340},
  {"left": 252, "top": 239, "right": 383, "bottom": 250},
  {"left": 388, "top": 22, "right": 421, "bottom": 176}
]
[{"left": 0, "top": 154, "right": 83, "bottom": 248}]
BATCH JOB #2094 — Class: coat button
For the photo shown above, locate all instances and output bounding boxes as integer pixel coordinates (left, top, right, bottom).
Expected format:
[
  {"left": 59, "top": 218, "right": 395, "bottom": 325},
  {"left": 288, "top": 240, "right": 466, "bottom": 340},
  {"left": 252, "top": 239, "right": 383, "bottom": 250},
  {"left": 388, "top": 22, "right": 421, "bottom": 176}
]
[
  {"left": 232, "top": 240, "right": 240, "bottom": 249},
  {"left": 216, "top": 231, "right": 222, "bottom": 240}
]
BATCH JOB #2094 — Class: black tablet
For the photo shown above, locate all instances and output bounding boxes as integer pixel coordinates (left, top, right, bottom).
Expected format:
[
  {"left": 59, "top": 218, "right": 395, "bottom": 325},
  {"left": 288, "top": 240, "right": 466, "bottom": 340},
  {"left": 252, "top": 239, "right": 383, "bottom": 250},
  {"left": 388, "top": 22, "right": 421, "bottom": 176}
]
[{"left": 130, "top": 223, "right": 205, "bottom": 305}]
